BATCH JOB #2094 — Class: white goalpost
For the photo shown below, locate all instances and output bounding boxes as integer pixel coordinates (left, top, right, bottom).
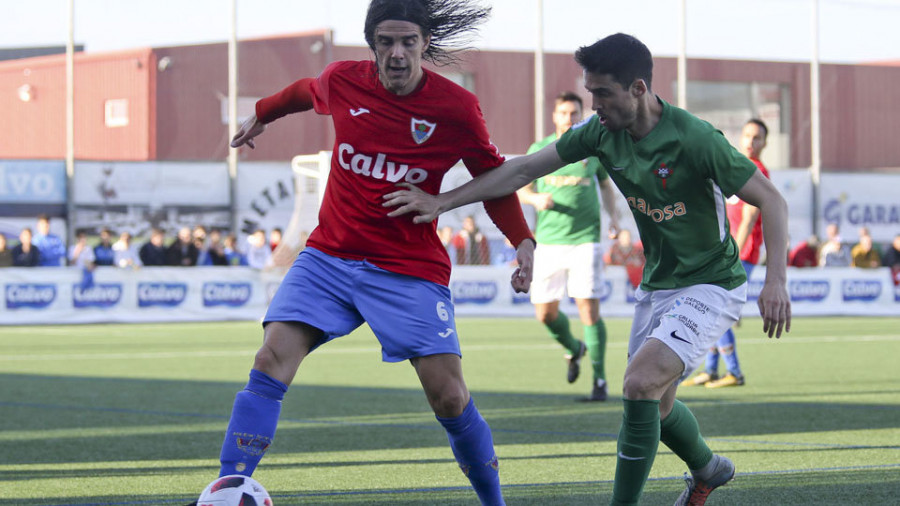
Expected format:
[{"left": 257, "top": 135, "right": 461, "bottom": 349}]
[{"left": 270, "top": 151, "right": 331, "bottom": 267}]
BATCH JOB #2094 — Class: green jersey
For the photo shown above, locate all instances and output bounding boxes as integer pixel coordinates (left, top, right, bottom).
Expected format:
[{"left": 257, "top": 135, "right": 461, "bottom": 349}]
[
  {"left": 526, "top": 134, "right": 609, "bottom": 245},
  {"left": 555, "top": 98, "right": 757, "bottom": 291}
]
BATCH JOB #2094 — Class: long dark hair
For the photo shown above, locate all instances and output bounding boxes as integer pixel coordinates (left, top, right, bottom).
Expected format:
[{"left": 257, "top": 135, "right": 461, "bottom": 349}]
[{"left": 364, "top": 0, "right": 491, "bottom": 66}]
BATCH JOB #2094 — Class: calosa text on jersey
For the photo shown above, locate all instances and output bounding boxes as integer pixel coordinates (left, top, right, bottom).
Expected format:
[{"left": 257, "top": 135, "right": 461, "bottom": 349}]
[{"left": 626, "top": 197, "right": 687, "bottom": 223}]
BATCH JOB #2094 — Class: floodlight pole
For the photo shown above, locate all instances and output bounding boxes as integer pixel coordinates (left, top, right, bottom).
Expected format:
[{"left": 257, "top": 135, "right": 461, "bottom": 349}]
[
  {"left": 65, "top": 0, "right": 75, "bottom": 246},
  {"left": 228, "top": 0, "right": 239, "bottom": 235},
  {"left": 677, "top": 0, "right": 687, "bottom": 109},
  {"left": 534, "top": 0, "right": 544, "bottom": 142},
  {"left": 810, "top": 0, "right": 822, "bottom": 237}
]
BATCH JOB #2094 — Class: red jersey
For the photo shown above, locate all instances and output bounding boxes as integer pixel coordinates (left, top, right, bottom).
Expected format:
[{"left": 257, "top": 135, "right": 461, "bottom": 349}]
[
  {"left": 257, "top": 61, "right": 531, "bottom": 285},
  {"left": 726, "top": 158, "right": 770, "bottom": 265}
]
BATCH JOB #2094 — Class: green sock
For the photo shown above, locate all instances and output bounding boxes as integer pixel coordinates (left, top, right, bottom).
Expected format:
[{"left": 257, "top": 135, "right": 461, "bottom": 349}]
[
  {"left": 659, "top": 399, "right": 713, "bottom": 471},
  {"left": 545, "top": 312, "right": 579, "bottom": 354},
  {"left": 611, "top": 399, "right": 660, "bottom": 505},
  {"left": 584, "top": 320, "right": 607, "bottom": 382}
]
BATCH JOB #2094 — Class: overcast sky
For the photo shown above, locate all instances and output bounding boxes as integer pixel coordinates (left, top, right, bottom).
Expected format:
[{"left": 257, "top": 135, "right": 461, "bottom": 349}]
[{"left": 2, "top": 0, "right": 898, "bottom": 63}]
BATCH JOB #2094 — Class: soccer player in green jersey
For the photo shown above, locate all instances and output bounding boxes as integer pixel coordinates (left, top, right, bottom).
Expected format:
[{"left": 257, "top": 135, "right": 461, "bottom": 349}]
[
  {"left": 385, "top": 33, "right": 791, "bottom": 505},
  {"left": 518, "top": 91, "right": 620, "bottom": 401}
]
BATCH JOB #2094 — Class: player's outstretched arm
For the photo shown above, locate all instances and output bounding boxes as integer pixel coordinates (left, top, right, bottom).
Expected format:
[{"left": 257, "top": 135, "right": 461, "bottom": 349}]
[
  {"left": 231, "top": 78, "right": 317, "bottom": 150},
  {"left": 230, "top": 114, "right": 266, "bottom": 149},
  {"left": 383, "top": 142, "right": 567, "bottom": 223},
  {"left": 736, "top": 170, "right": 791, "bottom": 338}
]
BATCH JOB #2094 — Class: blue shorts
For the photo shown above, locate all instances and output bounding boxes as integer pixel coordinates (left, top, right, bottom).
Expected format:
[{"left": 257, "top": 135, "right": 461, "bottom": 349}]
[{"left": 264, "top": 247, "right": 460, "bottom": 362}]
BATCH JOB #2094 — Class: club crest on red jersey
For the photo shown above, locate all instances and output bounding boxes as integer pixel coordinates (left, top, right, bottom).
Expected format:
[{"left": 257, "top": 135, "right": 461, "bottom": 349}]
[
  {"left": 654, "top": 163, "right": 674, "bottom": 189},
  {"left": 411, "top": 118, "right": 437, "bottom": 145}
]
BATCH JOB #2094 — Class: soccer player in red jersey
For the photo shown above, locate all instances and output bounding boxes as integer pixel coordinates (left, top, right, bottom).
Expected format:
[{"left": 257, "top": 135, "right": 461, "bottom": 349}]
[
  {"left": 203, "top": 1, "right": 534, "bottom": 505},
  {"left": 686, "top": 118, "right": 772, "bottom": 389}
]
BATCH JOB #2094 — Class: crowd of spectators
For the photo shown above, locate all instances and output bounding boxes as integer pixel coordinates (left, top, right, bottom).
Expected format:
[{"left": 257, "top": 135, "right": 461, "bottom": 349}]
[
  {"left": 2, "top": 215, "right": 899, "bottom": 276},
  {"left": 0, "top": 215, "right": 284, "bottom": 270},
  {"left": 787, "top": 223, "right": 900, "bottom": 272}
]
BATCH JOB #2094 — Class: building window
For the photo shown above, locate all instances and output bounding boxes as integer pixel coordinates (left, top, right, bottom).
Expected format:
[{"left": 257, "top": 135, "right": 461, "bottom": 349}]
[
  {"left": 104, "top": 99, "right": 129, "bottom": 127},
  {"left": 220, "top": 96, "right": 260, "bottom": 125},
  {"left": 677, "top": 81, "right": 791, "bottom": 169},
  {"left": 439, "top": 72, "right": 475, "bottom": 93}
]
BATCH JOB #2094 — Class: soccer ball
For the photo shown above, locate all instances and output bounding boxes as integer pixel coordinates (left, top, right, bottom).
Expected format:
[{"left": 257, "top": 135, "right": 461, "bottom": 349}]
[{"left": 196, "top": 474, "right": 273, "bottom": 506}]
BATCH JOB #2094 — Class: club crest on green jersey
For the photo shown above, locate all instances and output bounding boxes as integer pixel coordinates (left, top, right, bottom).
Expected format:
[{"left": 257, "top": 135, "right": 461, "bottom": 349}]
[
  {"left": 654, "top": 163, "right": 674, "bottom": 189},
  {"left": 411, "top": 118, "right": 437, "bottom": 144}
]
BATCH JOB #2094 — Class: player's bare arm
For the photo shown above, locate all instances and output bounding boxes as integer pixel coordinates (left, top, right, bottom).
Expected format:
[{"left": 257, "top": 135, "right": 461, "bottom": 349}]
[
  {"left": 230, "top": 114, "right": 266, "bottom": 149},
  {"left": 598, "top": 177, "right": 621, "bottom": 238},
  {"left": 383, "top": 142, "right": 567, "bottom": 223},
  {"left": 735, "top": 170, "right": 791, "bottom": 338}
]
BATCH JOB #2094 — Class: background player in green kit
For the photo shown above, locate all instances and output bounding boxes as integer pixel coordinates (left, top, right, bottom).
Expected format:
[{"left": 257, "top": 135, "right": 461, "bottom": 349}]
[
  {"left": 518, "top": 91, "right": 620, "bottom": 401},
  {"left": 385, "top": 33, "right": 791, "bottom": 505}
]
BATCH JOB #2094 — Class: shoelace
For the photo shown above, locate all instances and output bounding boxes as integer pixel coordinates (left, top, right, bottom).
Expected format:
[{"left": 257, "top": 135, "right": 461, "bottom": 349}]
[{"left": 682, "top": 475, "right": 714, "bottom": 506}]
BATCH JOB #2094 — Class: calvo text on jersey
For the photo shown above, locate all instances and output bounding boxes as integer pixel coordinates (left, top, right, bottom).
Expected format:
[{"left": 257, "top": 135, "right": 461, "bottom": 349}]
[{"left": 337, "top": 143, "right": 428, "bottom": 184}]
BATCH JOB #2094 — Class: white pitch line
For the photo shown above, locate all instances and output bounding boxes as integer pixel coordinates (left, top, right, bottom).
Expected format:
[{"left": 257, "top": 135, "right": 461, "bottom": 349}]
[{"left": 1, "top": 334, "right": 897, "bottom": 361}]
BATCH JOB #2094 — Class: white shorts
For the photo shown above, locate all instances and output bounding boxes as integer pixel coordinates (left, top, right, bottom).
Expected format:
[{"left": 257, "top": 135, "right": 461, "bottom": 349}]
[
  {"left": 627, "top": 283, "right": 747, "bottom": 380},
  {"left": 530, "top": 242, "right": 604, "bottom": 303}
]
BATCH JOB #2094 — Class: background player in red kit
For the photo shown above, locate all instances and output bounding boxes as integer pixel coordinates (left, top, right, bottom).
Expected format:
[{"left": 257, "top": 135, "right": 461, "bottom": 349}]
[
  {"left": 684, "top": 118, "right": 771, "bottom": 388},
  {"left": 203, "top": 1, "right": 535, "bottom": 504}
]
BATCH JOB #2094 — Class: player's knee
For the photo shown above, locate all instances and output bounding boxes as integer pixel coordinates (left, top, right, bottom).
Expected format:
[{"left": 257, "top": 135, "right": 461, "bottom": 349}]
[
  {"left": 718, "top": 344, "right": 734, "bottom": 354},
  {"left": 621, "top": 372, "right": 658, "bottom": 400},
  {"left": 535, "top": 310, "right": 555, "bottom": 325},
  {"left": 252, "top": 343, "right": 280, "bottom": 372},
  {"left": 429, "top": 386, "right": 468, "bottom": 418}
]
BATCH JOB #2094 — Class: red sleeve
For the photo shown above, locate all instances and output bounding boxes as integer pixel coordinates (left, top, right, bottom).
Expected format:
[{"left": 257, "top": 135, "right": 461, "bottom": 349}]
[
  {"left": 457, "top": 96, "right": 533, "bottom": 247},
  {"left": 255, "top": 78, "right": 316, "bottom": 124},
  {"left": 483, "top": 194, "right": 534, "bottom": 248}
]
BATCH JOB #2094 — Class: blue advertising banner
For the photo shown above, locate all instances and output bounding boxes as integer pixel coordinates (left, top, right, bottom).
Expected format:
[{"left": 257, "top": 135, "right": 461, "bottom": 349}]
[{"left": 0, "top": 160, "right": 67, "bottom": 204}]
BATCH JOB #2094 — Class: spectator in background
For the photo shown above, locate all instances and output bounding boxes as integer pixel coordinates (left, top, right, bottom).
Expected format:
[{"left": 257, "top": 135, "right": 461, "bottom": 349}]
[
  {"left": 93, "top": 227, "right": 116, "bottom": 266},
  {"left": 166, "top": 226, "right": 199, "bottom": 266},
  {"left": 194, "top": 226, "right": 211, "bottom": 265},
  {"left": 32, "top": 214, "right": 66, "bottom": 267},
  {"left": 0, "top": 234, "right": 13, "bottom": 267},
  {"left": 68, "top": 230, "right": 96, "bottom": 269},
  {"left": 819, "top": 223, "right": 851, "bottom": 267},
  {"left": 203, "top": 229, "right": 229, "bottom": 266},
  {"left": 223, "top": 233, "right": 247, "bottom": 266},
  {"left": 246, "top": 229, "right": 273, "bottom": 269},
  {"left": 605, "top": 228, "right": 645, "bottom": 289},
  {"left": 113, "top": 232, "right": 141, "bottom": 268},
  {"left": 139, "top": 228, "right": 167, "bottom": 266},
  {"left": 12, "top": 228, "right": 40, "bottom": 267},
  {"left": 788, "top": 235, "right": 820, "bottom": 267},
  {"left": 491, "top": 237, "right": 518, "bottom": 266},
  {"left": 437, "top": 225, "right": 455, "bottom": 264},
  {"left": 269, "top": 227, "right": 283, "bottom": 252},
  {"left": 193, "top": 225, "right": 208, "bottom": 244},
  {"left": 685, "top": 118, "right": 772, "bottom": 389},
  {"left": 882, "top": 233, "right": 900, "bottom": 271},
  {"left": 850, "top": 227, "right": 881, "bottom": 268},
  {"left": 451, "top": 215, "right": 491, "bottom": 265}
]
